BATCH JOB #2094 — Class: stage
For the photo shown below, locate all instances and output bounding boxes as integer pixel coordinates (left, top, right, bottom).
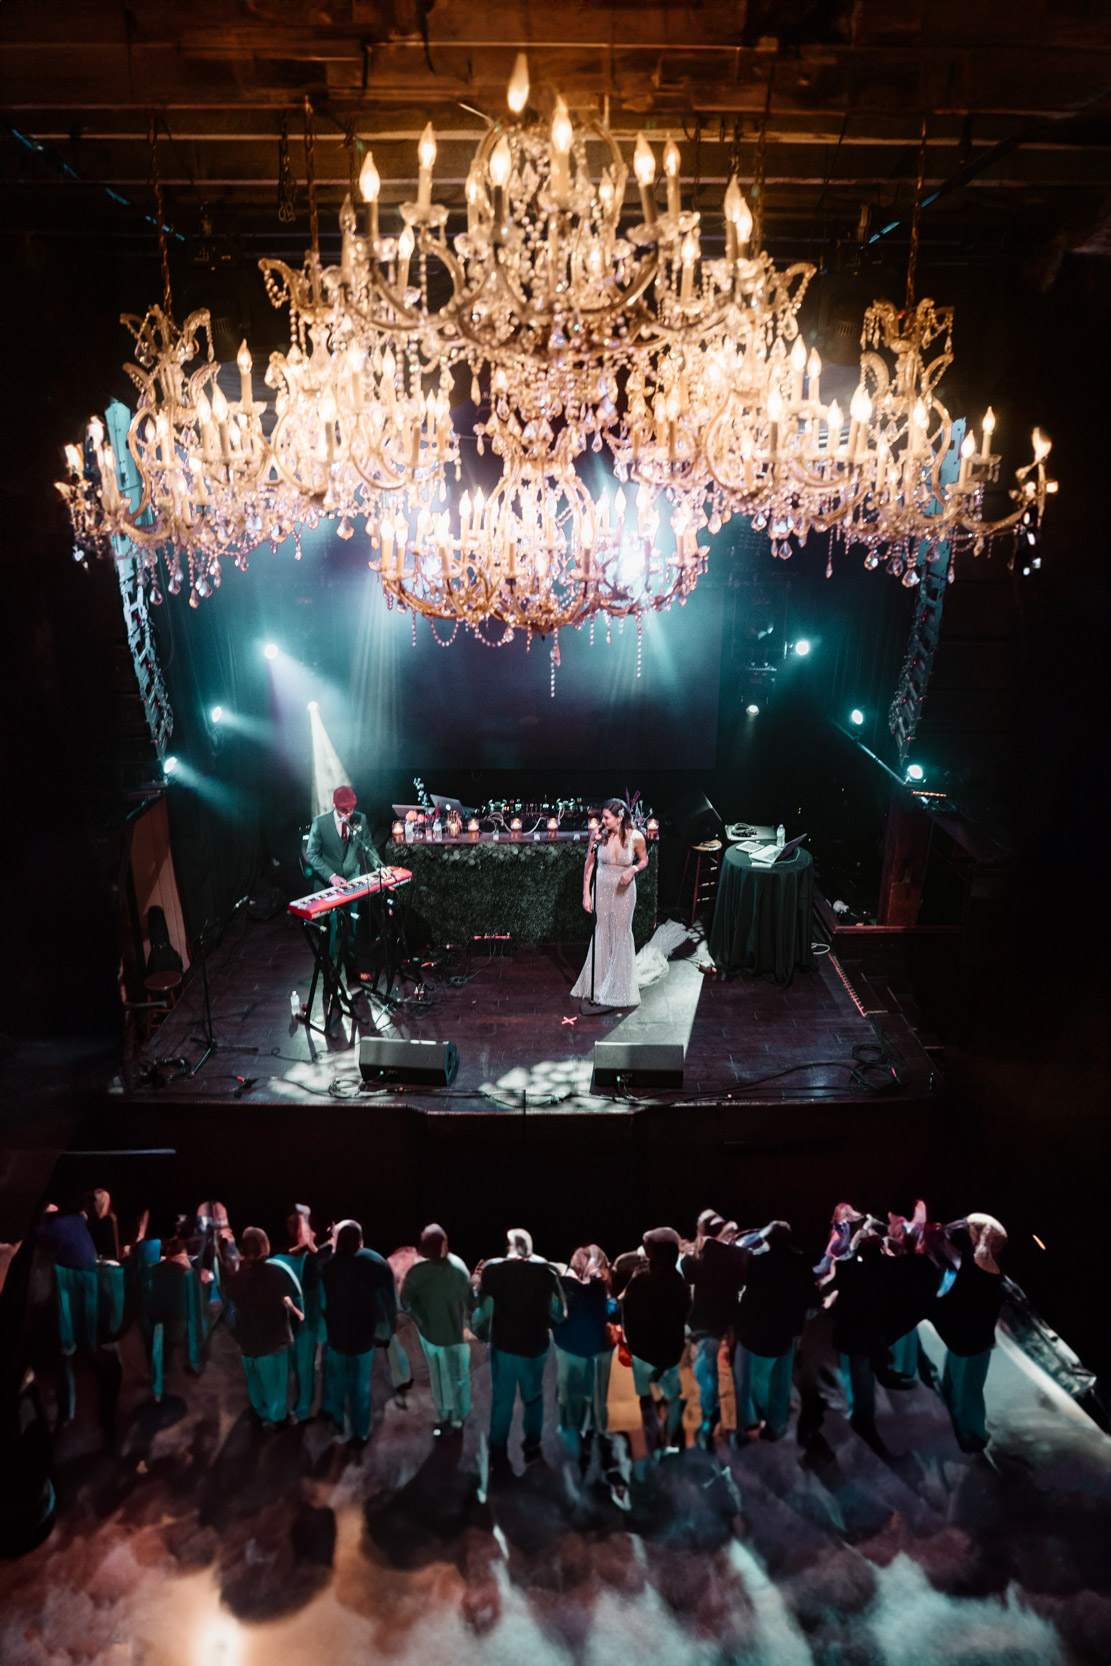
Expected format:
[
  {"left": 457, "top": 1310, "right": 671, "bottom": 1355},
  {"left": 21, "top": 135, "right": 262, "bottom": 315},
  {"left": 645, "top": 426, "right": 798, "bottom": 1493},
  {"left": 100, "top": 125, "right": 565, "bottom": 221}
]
[{"left": 131, "top": 906, "right": 935, "bottom": 1116}]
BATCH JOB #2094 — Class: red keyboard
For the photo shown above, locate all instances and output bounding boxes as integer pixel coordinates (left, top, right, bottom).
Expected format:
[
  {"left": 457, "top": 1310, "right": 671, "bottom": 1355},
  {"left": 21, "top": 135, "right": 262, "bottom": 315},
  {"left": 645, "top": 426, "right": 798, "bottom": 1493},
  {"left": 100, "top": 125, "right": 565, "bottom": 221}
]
[{"left": 288, "top": 867, "right": 412, "bottom": 921}]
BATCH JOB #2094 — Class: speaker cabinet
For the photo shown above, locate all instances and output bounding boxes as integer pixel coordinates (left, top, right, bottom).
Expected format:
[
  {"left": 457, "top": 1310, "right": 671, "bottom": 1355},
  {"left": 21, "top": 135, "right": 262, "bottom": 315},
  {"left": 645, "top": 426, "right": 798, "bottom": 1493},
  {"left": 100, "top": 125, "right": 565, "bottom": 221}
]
[
  {"left": 593, "top": 1041, "right": 684, "bottom": 1089},
  {"left": 358, "top": 1037, "right": 459, "bottom": 1086}
]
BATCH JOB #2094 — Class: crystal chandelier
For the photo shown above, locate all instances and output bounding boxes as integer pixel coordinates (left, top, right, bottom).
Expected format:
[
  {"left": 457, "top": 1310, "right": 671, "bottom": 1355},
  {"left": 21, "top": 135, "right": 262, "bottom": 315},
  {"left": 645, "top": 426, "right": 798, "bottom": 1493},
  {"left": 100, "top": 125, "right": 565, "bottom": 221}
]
[{"left": 56, "top": 74, "right": 1057, "bottom": 638}]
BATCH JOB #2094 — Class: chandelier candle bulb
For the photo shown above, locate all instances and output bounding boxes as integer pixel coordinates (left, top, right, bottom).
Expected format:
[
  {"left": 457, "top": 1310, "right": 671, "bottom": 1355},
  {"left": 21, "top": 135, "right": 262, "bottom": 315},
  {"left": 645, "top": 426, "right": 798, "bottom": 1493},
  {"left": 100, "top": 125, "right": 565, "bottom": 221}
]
[
  {"left": 359, "top": 150, "right": 380, "bottom": 243},
  {"left": 767, "top": 387, "right": 783, "bottom": 455},
  {"left": 465, "top": 163, "right": 481, "bottom": 235},
  {"left": 806, "top": 348, "right": 822, "bottom": 405},
  {"left": 848, "top": 385, "right": 871, "bottom": 460},
  {"left": 417, "top": 123, "right": 437, "bottom": 213},
  {"left": 459, "top": 491, "right": 472, "bottom": 543},
  {"left": 193, "top": 388, "right": 216, "bottom": 458},
  {"left": 874, "top": 438, "right": 888, "bottom": 494},
  {"left": 489, "top": 136, "right": 512, "bottom": 237},
  {"left": 634, "top": 135, "right": 658, "bottom": 226},
  {"left": 210, "top": 383, "right": 231, "bottom": 459},
  {"left": 680, "top": 232, "right": 697, "bottom": 301},
  {"left": 790, "top": 337, "right": 807, "bottom": 404},
  {"left": 981, "top": 406, "right": 996, "bottom": 460},
  {"left": 64, "top": 443, "right": 83, "bottom": 474},
  {"left": 99, "top": 444, "right": 119, "bottom": 508},
  {"left": 959, "top": 432, "right": 976, "bottom": 484},
  {"left": 397, "top": 225, "right": 414, "bottom": 294},
  {"left": 507, "top": 53, "right": 530, "bottom": 115},
  {"left": 237, "top": 341, "right": 253, "bottom": 406},
  {"left": 664, "top": 138, "right": 681, "bottom": 218},
  {"left": 550, "top": 97, "right": 573, "bottom": 206},
  {"left": 319, "top": 387, "right": 337, "bottom": 462},
  {"left": 826, "top": 399, "right": 842, "bottom": 456}
]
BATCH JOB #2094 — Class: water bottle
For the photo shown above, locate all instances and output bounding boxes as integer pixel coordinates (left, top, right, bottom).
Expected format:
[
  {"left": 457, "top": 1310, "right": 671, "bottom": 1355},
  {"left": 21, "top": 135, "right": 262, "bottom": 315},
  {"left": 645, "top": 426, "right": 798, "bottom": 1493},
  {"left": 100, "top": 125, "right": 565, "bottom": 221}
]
[
  {"left": 289, "top": 990, "right": 302, "bottom": 1019},
  {"left": 776, "top": 822, "right": 785, "bottom": 848}
]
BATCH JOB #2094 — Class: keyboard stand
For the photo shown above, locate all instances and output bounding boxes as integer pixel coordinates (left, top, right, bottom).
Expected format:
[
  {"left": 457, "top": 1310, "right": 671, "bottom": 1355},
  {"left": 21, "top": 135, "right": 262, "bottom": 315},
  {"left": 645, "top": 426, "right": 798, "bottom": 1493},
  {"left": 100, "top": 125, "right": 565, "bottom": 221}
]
[{"left": 300, "top": 912, "right": 359, "bottom": 1034}]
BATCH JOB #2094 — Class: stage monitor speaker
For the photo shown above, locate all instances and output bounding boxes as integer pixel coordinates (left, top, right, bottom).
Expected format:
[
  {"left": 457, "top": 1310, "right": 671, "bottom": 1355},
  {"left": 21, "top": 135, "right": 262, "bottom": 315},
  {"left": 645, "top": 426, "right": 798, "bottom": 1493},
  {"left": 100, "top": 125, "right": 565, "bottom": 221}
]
[
  {"left": 593, "top": 1042, "right": 684, "bottom": 1089},
  {"left": 358, "top": 1036, "right": 459, "bottom": 1086},
  {"left": 671, "top": 790, "right": 723, "bottom": 848}
]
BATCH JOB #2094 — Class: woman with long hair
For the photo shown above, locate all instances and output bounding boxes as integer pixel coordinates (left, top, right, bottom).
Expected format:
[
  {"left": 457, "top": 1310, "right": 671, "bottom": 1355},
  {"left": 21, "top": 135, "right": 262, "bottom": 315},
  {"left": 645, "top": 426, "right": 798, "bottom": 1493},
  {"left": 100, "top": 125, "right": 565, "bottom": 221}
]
[
  {"left": 552, "top": 1244, "right": 618, "bottom": 1462},
  {"left": 571, "top": 798, "right": 647, "bottom": 1013}
]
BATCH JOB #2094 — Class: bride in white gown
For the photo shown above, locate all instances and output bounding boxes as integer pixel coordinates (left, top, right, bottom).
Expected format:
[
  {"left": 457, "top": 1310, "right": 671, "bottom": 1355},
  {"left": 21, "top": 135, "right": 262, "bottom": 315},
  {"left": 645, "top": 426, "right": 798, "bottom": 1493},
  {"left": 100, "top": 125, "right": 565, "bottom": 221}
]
[{"left": 571, "top": 799, "right": 649, "bottom": 1013}]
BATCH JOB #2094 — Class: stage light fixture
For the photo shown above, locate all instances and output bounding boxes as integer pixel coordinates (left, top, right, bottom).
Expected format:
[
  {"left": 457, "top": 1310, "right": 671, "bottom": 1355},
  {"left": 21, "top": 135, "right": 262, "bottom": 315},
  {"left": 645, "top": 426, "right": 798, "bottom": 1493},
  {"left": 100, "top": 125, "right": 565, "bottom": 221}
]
[
  {"left": 906, "top": 763, "right": 925, "bottom": 781},
  {"left": 307, "top": 700, "right": 319, "bottom": 711},
  {"left": 850, "top": 709, "right": 864, "bottom": 725},
  {"left": 210, "top": 705, "right": 223, "bottom": 723},
  {"left": 264, "top": 642, "right": 279, "bottom": 660},
  {"left": 746, "top": 703, "right": 760, "bottom": 716},
  {"left": 164, "top": 755, "right": 178, "bottom": 775},
  {"left": 794, "top": 639, "right": 811, "bottom": 656}
]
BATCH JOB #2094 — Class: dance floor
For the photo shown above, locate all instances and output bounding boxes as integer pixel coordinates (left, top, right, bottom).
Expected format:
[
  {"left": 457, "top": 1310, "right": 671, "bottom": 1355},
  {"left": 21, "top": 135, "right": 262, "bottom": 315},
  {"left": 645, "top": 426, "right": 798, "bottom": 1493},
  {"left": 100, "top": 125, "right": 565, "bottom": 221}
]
[{"left": 2, "top": 1284, "right": 1108, "bottom": 1666}]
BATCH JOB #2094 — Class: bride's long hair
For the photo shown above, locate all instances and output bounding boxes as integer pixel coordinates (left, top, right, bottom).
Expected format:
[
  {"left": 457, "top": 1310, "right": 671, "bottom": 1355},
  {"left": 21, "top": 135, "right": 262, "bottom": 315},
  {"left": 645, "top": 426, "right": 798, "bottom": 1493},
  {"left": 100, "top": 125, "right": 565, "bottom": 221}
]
[{"left": 602, "top": 798, "right": 633, "bottom": 843}]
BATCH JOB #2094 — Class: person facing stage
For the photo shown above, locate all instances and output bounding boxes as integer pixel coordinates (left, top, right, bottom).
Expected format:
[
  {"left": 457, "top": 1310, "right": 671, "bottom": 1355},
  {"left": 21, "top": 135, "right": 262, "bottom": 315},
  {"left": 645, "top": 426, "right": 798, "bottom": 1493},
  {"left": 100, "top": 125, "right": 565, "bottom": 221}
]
[
  {"left": 304, "top": 785, "right": 383, "bottom": 981},
  {"left": 571, "top": 798, "right": 648, "bottom": 1015}
]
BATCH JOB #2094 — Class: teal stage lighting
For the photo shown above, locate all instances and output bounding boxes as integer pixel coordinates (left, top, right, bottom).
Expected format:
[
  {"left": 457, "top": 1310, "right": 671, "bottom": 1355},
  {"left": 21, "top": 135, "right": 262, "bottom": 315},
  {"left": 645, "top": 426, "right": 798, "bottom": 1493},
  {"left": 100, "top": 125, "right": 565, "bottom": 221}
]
[{"left": 850, "top": 709, "right": 864, "bottom": 725}]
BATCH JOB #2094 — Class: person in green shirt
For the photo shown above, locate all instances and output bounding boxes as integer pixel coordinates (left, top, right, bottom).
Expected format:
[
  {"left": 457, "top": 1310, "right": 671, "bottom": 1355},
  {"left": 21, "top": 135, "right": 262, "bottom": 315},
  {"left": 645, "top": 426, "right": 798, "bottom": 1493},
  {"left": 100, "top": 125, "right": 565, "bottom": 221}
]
[{"left": 401, "top": 1224, "right": 473, "bottom": 1435}]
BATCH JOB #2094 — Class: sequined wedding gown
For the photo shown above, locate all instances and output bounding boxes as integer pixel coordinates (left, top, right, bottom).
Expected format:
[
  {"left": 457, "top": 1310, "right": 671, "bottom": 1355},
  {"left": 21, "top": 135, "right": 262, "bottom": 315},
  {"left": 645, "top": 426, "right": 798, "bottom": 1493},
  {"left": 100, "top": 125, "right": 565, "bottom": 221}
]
[{"left": 570, "top": 832, "right": 641, "bottom": 1008}]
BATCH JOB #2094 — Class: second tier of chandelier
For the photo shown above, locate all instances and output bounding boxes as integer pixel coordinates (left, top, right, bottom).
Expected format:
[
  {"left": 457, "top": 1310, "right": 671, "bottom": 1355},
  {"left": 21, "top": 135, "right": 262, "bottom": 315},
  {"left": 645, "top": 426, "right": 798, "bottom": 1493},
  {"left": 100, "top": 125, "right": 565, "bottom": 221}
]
[{"left": 59, "top": 54, "right": 1056, "bottom": 661}]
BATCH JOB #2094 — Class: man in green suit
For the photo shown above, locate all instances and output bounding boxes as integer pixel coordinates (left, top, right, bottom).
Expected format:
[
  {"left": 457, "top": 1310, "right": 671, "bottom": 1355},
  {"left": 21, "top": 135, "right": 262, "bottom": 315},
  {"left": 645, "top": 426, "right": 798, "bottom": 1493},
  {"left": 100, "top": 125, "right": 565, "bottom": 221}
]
[{"left": 304, "top": 786, "right": 382, "bottom": 978}]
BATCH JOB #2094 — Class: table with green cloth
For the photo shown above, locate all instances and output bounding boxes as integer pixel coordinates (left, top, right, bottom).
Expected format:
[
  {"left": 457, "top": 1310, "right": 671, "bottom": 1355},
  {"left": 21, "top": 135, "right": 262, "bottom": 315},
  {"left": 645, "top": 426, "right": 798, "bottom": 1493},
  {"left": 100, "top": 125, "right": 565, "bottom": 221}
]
[
  {"left": 386, "top": 837, "right": 658, "bottom": 946},
  {"left": 708, "top": 845, "right": 815, "bottom": 986}
]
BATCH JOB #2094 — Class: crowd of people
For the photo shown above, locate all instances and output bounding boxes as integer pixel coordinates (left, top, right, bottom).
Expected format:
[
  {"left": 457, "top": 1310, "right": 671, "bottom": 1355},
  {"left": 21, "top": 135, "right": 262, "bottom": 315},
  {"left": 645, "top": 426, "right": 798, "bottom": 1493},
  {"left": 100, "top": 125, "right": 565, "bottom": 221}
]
[{"left": 26, "top": 1189, "right": 1009, "bottom": 1483}]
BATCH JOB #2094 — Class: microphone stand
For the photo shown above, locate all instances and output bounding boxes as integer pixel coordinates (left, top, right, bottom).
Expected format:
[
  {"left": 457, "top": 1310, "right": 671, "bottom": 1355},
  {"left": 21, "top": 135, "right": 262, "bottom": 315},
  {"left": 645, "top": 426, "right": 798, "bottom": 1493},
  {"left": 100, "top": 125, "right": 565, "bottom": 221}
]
[
  {"left": 190, "top": 894, "right": 249, "bottom": 1077},
  {"left": 579, "top": 830, "right": 602, "bottom": 1014}
]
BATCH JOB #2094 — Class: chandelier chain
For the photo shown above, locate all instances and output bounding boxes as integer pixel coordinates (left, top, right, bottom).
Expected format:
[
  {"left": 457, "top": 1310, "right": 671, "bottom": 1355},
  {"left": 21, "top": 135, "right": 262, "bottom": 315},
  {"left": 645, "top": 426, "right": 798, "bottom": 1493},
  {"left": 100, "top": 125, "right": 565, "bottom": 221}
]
[
  {"left": 752, "top": 66, "right": 774, "bottom": 252},
  {"left": 277, "top": 113, "right": 296, "bottom": 223},
  {"left": 303, "top": 96, "right": 319, "bottom": 258},
  {"left": 906, "top": 114, "right": 929, "bottom": 313},
  {"left": 148, "top": 116, "right": 173, "bottom": 320}
]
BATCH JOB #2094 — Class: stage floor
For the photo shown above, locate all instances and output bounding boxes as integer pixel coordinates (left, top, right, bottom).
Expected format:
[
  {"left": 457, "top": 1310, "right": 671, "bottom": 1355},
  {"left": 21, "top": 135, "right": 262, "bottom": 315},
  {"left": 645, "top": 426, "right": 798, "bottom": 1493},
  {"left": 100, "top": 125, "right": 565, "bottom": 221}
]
[{"left": 131, "top": 908, "right": 935, "bottom": 1114}]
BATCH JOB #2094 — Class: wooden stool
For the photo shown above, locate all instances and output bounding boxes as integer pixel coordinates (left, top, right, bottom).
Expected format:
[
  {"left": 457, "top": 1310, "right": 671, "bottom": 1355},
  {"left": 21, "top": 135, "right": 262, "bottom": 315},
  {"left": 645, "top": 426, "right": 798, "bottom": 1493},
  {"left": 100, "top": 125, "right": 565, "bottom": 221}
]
[
  {"left": 143, "top": 969, "right": 182, "bottom": 1039},
  {"left": 678, "top": 839, "right": 723, "bottom": 923}
]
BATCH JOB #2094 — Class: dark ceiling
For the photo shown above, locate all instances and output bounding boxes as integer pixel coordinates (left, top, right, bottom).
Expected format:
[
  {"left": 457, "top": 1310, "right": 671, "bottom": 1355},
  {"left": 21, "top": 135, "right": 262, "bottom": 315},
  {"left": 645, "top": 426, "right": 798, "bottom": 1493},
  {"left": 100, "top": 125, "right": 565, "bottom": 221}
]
[{"left": 3, "top": 0, "right": 1111, "bottom": 279}]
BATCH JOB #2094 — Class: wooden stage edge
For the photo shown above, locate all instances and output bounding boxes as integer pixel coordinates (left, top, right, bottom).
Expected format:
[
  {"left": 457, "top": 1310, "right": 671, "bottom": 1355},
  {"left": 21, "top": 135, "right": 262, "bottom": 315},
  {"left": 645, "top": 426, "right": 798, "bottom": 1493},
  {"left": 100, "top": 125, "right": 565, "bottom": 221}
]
[{"left": 127, "top": 907, "right": 938, "bottom": 1121}]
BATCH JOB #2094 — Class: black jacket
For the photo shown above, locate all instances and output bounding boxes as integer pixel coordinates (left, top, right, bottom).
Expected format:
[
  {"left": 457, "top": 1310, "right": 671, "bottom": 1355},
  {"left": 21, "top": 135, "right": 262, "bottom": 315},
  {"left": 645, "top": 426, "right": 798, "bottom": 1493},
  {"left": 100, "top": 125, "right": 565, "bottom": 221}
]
[
  {"left": 305, "top": 810, "right": 380, "bottom": 887},
  {"left": 736, "top": 1246, "right": 815, "bottom": 1357}
]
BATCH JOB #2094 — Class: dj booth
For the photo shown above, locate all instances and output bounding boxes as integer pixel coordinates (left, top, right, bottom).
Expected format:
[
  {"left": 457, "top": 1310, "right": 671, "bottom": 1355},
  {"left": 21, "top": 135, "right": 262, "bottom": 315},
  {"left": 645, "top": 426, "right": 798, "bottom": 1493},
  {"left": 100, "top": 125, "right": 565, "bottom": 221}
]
[{"left": 385, "top": 834, "right": 659, "bottom": 947}]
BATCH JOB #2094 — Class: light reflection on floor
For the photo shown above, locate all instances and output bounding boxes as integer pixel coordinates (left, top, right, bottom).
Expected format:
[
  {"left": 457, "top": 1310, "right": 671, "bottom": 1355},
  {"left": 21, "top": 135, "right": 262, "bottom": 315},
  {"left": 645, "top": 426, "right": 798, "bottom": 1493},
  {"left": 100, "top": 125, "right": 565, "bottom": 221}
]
[{"left": 2, "top": 1315, "right": 1108, "bottom": 1666}]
